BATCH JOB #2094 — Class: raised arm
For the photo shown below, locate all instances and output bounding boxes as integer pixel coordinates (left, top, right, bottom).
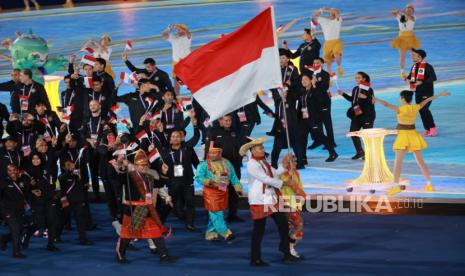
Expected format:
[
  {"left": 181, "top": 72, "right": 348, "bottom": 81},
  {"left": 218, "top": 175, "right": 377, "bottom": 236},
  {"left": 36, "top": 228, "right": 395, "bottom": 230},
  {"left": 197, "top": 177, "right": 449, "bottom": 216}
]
[
  {"left": 374, "top": 97, "right": 399, "bottom": 112},
  {"left": 419, "top": 90, "right": 451, "bottom": 109},
  {"left": 277, "top": 17, "right": 303, "bottom": 36}
]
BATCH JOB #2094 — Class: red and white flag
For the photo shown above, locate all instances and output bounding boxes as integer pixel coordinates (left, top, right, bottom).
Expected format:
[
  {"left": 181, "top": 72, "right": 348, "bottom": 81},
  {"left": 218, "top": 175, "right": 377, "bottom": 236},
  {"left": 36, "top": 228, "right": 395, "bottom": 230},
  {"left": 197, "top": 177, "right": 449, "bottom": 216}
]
[
  {"left": 125, "top": 40, "right": 133, "bottom": 50},
  {"left": 111, "top": 104, "right": 120, "bottom": 114},
  {"left": 120, "top": 72, "right": 138, "bottom": 84},
  {"left": 330, "top": 72, "right": 338, "bottom": 80},
  {"left": 151, "top": 111, "right": 162, "bottom": 120},
  {"left": 108, "top": 116, "right": 117, "bottom": 124},
  {"left": 126, "top": 142, "right": 138, "bottom": 151},
  {"left": 84, "top": 77, "right": 94, "bottom": 89},
  {"left": 39, "top": 117, "right": 50, "bottom": 127},
  {"left": 61, "top": 115, "right": 71, "bottom": 124},
  {"left": 359, "top": 81, "right": 371, "bottom": 91},
  {"left": 148, "top": 148, "right": 160, "bottom": 163},
  {"left": 174, "top": 7, "right": 282, "bottom": 120},
  {"left": 118, "top": 118, "right": 130, "bottom": 126},
  {"left": 179, "top": 97, "right": 193, "bottom": 111},
  {"left": 310, "top": 18, "right": 318, "bottom": 29},
  {"left": 81, "top": 55, "right": 96, "bottom": 66},
  {"left": 135, "top": 130, "right": 148, "bottom": 141},
  {"left": 305, "top": 64, "right": 322, "bottom": 74},
  {"left": 81, "top": 47, "right": 94, "bottom": 54}
]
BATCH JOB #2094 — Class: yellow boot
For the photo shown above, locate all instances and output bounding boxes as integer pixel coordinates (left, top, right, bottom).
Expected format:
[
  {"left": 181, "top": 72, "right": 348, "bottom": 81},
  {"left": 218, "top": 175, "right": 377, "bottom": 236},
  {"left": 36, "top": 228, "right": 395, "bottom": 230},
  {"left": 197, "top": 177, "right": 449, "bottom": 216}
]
[
  {"left": 400, "top": 71, "right": 407, "bottom": 79},
  {"left": 386, "top": 186, "right": 402, "bottom": 196},
  {"left": 205, "top": 231, "right": 219, "bottom": 241},
  {"left": 424, "top": 183, "right": 434, "bottom": 192},
  {"left": 337, "top": 66, "right": 343, "bottom": 76},
  {"left": 34, "top": 3, "right": 40, "bottom": 10}
]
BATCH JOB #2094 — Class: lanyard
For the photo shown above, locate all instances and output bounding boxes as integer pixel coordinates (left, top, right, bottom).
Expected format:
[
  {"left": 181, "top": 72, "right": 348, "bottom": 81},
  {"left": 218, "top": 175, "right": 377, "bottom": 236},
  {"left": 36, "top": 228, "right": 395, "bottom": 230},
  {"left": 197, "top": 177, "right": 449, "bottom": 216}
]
[
  {"left": 12, "top": 181, "right": 24, "bottom": 196},
  {"left": 92, "top": 91, "right": 102, "bottom": 102},
  {"left": 149, "top": 70, "right": 157, "bottom": 80},
  {"left": 353, "top": 87, "right": 360, "bottom": 105},
  {"left": 68, "top": 151, "right": 75, "bottom": 162},
  {"left": 152, "top": 133, "right": 161, "bottom": 144},
  {"left": 66, "top": 90, "right": 75, "bottom": 107},
  {"left": 164, "top": 108, "right": 175, "bottom": 124},
  {"left": 66, "top": 177, "right": 76, "bottom": 195},
  {"left": 139, "top": 95, "right": 148, "bottom": 110},
  {"left": 22, "top": 83, "right": 34, "bottom": 97},
  {"left": 170, "top": 149, "right": 182, "bottom": 164},
  {"left": 22, "top": 132, "right": 32, "bottom": 145},
  {"left": 89, "top": 116, "right": 101, "bottom": 135},
  {"left": 282, "top": 66, "right": 294, "bottom": 84},
  {"left": 301, "top": 90, "right": 309, "bottom": 108},
  {"left": 7, "top": 151, "right": 19, "bottom": 164}
]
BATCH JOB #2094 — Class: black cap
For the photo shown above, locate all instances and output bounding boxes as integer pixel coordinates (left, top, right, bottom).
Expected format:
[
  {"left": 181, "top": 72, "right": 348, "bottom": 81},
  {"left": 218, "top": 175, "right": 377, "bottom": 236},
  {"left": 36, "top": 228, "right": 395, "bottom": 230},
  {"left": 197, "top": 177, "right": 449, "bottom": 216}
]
[
  {"left": 279, "top": 48, "right": 291, "bottom": 58},
  {"left": 3, "top": 136, "right": 17, "bottom": 142},
  {"left": 411, "top": 48, "right": 426, "bottom": 59}
]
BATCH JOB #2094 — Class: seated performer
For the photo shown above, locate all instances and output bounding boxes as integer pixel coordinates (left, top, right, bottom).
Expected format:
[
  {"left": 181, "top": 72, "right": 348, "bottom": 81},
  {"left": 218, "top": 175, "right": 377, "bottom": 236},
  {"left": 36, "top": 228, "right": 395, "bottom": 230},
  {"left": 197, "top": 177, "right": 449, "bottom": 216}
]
[
  {"left": 115, "top": 150, "right": 178, "bottom": 264},
  {"left": 374, "top": 90, "right": 450, "bottom": 194},
  {"left": 194, "top": 142, "right": 242, "bottom": 241},
  {"left": 279, "top": 155, "right": 306, "bottom": 258},
  {"left": 239, "top": 137, "right": 302, "bottom": 266}
]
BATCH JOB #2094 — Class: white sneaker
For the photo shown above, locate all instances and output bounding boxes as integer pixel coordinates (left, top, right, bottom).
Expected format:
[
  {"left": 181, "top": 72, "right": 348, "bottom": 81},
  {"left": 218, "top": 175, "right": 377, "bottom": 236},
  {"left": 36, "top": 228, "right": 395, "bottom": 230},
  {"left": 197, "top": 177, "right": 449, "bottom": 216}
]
[
  {"left": 112, "top": 220, "right": 121, "bottom": 235},
  {"left": 290, "top": 247, "right": 300, "bottom": 258}
]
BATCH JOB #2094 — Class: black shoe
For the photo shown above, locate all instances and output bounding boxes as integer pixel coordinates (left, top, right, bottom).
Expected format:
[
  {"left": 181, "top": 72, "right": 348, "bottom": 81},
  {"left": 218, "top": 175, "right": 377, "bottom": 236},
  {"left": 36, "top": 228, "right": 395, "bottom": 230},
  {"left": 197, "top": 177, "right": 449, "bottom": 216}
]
[
  {"left": 150, "top": 248, "right": 158, "bottom": 254},
  {"left": 351, "top": 152, "right": 365, "bottom": 160},
  {"left": 227, "top": 216, "right": 245, "bottom": 223},
  {"left": 13, "top": 252, "right": 26, "bottom": 259},
  {"left": 116, "top": 254, "right": 129, "bottom": 264},
  {"left": 283, "top": 254, "right": 302, "bottom": 264},
  {"left": 47, "top": 244, "right": 60, "bottom": 252},
  {"left": 303, "top": 159, "right": 308, "bottom": 165},
  {"left": 185, "top": 224, "right": 199, "bottom": 232},
  {"left": 325, "top": 153, "right": 338, "bottom": 162},
  {"left": 21, "top": 233, "right": 32, "bottom": 250},
  {"left": 79, "top": 239, "right": 93, "bottom": 246},
  {"left": 127, "top": 243, "right": 139, "bottom": 251},
  {"left": 160, "top": 255, "right": 179, "bottom": 264},
  {"left": 225, "top": 234, "right": 235, "bottom": 242},
  {"left": 250, "top": 259, "right": 269, "bottom": 267},
  {"left": 0, "top": 239, "right": 6, "bottom": 251},
  {"left": 308, "top": 142, "right": 322, "bottom": 150}
]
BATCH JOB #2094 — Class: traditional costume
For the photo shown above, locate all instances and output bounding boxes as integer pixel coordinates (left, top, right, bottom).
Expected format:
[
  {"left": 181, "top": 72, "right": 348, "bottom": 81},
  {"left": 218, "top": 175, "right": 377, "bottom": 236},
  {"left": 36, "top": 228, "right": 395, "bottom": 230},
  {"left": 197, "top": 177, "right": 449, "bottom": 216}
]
[
  {"left": 317, "top": 14, "right": 343, "bottom": 74},
  {"left": 393, "top": 104, "right": 427, "bottom": 152},
  {"left": 279, "top": 155, "right": 306, "bottom": 257},
  {"left": 240, "top": 138, "right": 301, "bottom": 266},
  {"left": 194, "top": 145, "right": 242, "bottom": 241},
  {"left": 93, "top": 35, "right": 115, "bottom": 79},
  {"left": 116, "top": 150, "right": 176, "bottom": 264}
]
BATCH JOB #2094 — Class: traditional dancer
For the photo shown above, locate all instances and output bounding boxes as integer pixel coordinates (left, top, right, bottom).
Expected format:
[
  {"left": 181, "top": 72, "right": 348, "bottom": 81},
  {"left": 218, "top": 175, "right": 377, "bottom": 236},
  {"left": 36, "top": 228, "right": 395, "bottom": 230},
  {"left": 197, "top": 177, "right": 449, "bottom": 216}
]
[
  {"left": 390, "top": 4, "right": 420, "bottom": 79},
  {"left": 239, "top": 137, "right": 302, "bottom": 266},
  {"left": 338, "top": 72, "right": 376, "bottom": 160},
  {"left": 115, "top": 150, "right": 178, "bottom": 264},
  {"left": 313, "top": 7, "right": 344, "bottom": 75},
  {"left": 279, "top": 155, "right": 306, "bottom": 258},
  {"left": 194, "top": 142, "right": 242, "bottom": 241},
  {"left": 162, "top": 24, "right": 192, "bottom": 96},
  {"left": 407, "top": 49, "right": 438, "bottom": 136},
  {"left": 374, "top": 90, "right": 450, "bottom": 194}
]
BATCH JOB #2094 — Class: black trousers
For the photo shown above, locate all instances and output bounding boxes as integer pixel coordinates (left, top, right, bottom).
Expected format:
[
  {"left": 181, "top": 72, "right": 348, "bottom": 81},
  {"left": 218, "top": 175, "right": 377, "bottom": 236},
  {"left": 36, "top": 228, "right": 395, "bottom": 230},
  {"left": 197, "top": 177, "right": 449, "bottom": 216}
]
[
  {"left": 349, "top": 118, "right": 374, "bottom": 153},
  {"left": 57, "top": 202, "right": 88, "bottom": 242},
  {"left": 88, "top": 148, "right": 100, "bottom": 198},
  {"left": 103, "top": 180, "right": 119, "bottom": 220},
  {"left": 320, "top": 106, "right": 336, "bottom": 148},
  {"left": 251, "top": 212, "right": 290, "bottom": 261},
  {"left": 30, "top": 200, "right": 58, "bottom": 246},
  {"left": 240, "top": 121, "right": 257, "bottom": 138},
  {"left": 118, "top": 237, "right": 168, "bottom": 258},
  {"left": 0, "top": 209, "right": 24, "bottom": 254},
  {"left": 227, "top": 162, "right": 241, "bottom": 218},
  {"left": 169, "top": 180, "right": 195, "bottom": 225},
  {"left": 271, "top": 131, "right": 304, "bottom": 168},
  {"left": 415, "top": 94, "right": 435, "bottom": 130}
]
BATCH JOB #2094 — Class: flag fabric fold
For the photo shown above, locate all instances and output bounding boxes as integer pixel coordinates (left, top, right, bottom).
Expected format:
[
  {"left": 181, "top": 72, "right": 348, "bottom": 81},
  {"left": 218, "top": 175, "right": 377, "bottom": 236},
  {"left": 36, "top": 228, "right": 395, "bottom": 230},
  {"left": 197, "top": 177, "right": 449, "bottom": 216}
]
[{"left": 173, "top": 7, "right": 282, "bottom": 121}]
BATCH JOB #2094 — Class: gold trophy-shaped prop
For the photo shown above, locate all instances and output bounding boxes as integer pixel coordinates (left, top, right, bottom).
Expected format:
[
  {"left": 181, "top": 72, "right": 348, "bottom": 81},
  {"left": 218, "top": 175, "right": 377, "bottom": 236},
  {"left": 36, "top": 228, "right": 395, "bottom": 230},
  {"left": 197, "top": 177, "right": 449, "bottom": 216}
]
[{"left": 346, "top": 128, "right": 408, "bottom": 194}]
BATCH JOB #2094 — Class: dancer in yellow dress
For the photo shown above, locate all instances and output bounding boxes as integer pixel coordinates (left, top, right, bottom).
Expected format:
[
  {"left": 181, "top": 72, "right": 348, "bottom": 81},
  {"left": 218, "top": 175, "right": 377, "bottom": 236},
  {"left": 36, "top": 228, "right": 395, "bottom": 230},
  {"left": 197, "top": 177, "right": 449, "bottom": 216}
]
[
  {"left": 390, "top": 4, "right": 421, "bottom": 79},
  {"left": 374, "top": 90, "right": 450, "bottom": 194}
]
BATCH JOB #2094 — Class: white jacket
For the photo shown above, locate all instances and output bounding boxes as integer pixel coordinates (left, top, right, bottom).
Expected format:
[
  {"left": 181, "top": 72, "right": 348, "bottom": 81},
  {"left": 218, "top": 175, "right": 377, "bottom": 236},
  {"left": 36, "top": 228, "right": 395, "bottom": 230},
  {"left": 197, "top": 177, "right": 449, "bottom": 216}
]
[{"left": 246, "top": 159, "right": 286, "bottom": 205}]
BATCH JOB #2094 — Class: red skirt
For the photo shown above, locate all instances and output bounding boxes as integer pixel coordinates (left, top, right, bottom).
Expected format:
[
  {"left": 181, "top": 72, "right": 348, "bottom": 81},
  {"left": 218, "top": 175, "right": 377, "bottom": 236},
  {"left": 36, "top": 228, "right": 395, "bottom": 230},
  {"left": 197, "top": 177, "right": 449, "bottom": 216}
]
[
  {"left": 203, "top": 186, "right": 228, "bottom": 212},
  {"left": 120, "top": 215, "right": 166, "bottom": 239},
  {"left": 249, "top": 203, "right": 279, "bottom": 220}
]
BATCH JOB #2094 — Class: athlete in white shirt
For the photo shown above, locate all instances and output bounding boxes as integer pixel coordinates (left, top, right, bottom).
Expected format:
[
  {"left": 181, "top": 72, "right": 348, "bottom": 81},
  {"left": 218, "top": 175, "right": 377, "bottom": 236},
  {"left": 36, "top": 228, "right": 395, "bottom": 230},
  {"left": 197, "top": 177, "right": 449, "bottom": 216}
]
[
  {"left": 162, "top": 24, "right": 192, "bottom": 95},
  {"left": 390, "top": 4, "right": 420, "bottom": 79},
  {"left": 313, "top": 7, "right": 344, "bottom": 75}
]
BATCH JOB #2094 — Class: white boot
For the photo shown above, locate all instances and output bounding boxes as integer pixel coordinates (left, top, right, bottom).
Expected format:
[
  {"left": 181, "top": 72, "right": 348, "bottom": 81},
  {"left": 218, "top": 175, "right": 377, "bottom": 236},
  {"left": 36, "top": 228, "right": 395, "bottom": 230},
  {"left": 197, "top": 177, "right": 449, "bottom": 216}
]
[{"left": 290, "top": 243, "right": 300, "bottom": 258}]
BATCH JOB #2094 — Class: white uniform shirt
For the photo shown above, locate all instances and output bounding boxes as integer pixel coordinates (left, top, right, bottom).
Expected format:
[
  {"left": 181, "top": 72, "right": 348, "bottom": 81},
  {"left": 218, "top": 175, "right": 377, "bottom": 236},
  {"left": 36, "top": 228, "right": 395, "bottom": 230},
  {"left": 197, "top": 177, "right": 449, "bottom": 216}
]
[
  {"left": 318, "top": 16, "right": 342, "bottom": 41},
  {"left": 168, "top": 34, "right": 192, "bottom": 62},
  {"left": 396, "top": 14, "right": 415, "bottom": 32},
  {"left": 246, "top": 158, "right": 286, "bottom": 205}
]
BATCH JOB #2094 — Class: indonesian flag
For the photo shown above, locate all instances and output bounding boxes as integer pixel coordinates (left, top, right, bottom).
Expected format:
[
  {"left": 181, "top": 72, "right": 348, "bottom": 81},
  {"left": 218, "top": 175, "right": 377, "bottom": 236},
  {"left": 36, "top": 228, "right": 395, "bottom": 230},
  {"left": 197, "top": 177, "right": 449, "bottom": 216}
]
[
  {"left": 310, "top": 18, "right": 318, "bottom": 29},
  {"left": 330, "top": 72, "right": 338, "bottom": 80},
  {"left": 305, "top": 64, "right": 322, "bottom": 74},
  {"left": 151, "top": 111, "right": 162, "bottom": 120},
  {"left": 81, "top": 47, "right": 94, "bottom": 54},
  {"left": 120, "top": 72, "right": 138, "bottom": 84},
  {"left": 112, "top": 146, "right": 126, "bottom": 157},
  {"left": 359, "top": 81, "right": 371, "bottom": 91},
  {"left": 111, "top": 104, "right": 120, "bottom": 113},
  {"left": 118, "top": 118, "right": 130, "bottom": 126},
  {"left": 125, "top": 40, "right": 133, "bottom": 50},
  {"left": 39, "top": 117, "right": 50, "bottom": 127},
  {"left": 126, "top": 142, "right": 138, "bottom": 151},
  {"left": 179, "top": 97, "right": 193, "bottom": 111},
  {"left": 62, "top": 115, "right": 71, "bottom": 124},
  {"left": 276, "top": 24, "right": 284, "bottom": 33},
  {"left": 81, "top": 55, "right": 96, "bottom": 66},
  {"left": 174, "top": 7, "right": 281, "bottom": 121},
  {"left": 135, "top": 130, "right": 148, "bottom": 141},
  {"left": 148, "top": 148, "right": 160, "bottom": 163},
  {"left": 84, "top": 77, "right": 94, "bottom": 89},
  {"left": 108, "top": 116, "right": 117, "bottom": 124}
]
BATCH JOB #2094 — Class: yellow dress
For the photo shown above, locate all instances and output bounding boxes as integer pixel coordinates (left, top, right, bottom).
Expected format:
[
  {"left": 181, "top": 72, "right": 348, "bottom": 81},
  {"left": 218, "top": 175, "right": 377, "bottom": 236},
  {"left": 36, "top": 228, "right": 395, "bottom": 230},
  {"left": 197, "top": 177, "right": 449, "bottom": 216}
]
[{"left": 393, "top": 104, "right": 427, "bottom": 152}]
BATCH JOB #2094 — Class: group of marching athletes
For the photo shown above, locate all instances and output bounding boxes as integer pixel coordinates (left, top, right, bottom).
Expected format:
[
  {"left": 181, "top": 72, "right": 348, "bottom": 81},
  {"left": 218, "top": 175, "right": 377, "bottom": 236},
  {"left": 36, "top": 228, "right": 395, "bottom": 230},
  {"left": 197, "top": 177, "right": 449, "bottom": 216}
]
[{"left": 0, "top": 3, "right": 451, "bottom": 267}]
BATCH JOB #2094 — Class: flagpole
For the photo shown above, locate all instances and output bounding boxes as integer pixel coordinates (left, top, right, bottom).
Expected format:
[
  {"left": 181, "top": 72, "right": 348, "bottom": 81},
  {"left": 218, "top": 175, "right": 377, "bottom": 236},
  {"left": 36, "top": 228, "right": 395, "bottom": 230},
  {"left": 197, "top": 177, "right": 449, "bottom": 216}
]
[{"left": 281, "top": 91, "right": 293, "bottom": 159}]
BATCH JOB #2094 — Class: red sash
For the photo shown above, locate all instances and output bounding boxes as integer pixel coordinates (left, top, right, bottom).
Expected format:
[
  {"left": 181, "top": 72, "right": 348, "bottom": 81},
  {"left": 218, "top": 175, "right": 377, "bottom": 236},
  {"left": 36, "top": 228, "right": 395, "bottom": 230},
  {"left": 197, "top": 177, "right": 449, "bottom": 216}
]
[{"left": 410, "top": 61, "right": 426, "bottom": 90}]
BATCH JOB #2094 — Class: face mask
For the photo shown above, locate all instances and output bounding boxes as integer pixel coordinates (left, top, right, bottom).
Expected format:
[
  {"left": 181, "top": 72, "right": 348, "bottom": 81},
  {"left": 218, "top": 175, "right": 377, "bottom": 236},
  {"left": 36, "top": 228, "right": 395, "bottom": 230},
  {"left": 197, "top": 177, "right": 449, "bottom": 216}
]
[{"left": 165, "top": 99, "right": 173, "bottom": 105}]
